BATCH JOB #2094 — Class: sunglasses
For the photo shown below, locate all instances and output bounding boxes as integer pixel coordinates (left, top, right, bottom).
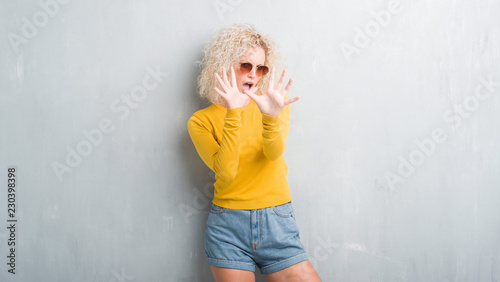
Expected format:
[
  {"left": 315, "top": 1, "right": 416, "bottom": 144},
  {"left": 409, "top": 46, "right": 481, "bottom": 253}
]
[{"left": 239, "top": 62, "right": 269, "bottom": 77}]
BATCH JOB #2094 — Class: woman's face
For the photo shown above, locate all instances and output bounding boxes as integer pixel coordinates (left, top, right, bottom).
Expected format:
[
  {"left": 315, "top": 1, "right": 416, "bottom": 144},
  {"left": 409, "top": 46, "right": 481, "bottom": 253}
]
[{"left": 233, "top": 46, "right": 266, "bottom": 94}]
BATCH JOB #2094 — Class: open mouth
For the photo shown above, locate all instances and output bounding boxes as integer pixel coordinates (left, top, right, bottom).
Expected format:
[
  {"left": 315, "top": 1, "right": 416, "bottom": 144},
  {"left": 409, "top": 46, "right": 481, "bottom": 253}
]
[{"left": 242, "top": 83, "right": 253, "bottom": 91}]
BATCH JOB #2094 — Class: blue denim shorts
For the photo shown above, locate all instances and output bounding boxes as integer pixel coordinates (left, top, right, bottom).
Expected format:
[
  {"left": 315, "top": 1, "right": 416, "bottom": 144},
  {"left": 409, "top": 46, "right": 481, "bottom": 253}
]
[{"left": 205, "top": 201, "right": 309, "bottom": 274}]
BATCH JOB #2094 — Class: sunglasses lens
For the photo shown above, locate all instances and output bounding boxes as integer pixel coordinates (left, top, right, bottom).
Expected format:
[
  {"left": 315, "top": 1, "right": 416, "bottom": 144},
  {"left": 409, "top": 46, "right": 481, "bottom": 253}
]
[
  {"left": 258, "top": 66, "right": 269, "bottom": 76},
  {"left": 240, "top": 63, "right": 252, "bottom": 73}
]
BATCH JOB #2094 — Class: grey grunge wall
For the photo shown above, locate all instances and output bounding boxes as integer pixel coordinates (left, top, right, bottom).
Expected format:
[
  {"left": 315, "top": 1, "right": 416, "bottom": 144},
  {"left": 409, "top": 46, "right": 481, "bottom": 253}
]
[{"left": 1, "top": 0, "right": 499, "bottom": 281}]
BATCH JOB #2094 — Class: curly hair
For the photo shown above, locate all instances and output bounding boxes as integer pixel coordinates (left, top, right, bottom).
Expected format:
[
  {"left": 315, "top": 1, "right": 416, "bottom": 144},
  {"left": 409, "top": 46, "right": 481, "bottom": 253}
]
[{"left": 197, "top": 23, "right": 282, "bottom": 105}]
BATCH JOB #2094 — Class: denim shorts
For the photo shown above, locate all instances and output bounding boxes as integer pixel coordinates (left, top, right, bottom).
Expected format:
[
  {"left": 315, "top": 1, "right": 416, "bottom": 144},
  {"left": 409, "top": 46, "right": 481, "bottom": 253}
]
[{"left": 205, "top": 201, "right": 309, "bottom": 274}]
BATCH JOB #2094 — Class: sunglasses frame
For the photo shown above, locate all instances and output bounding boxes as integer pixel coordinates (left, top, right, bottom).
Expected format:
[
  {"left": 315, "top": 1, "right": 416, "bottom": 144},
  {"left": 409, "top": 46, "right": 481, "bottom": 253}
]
[{"left": 239, "top": 62, "right": 269, "bottom": 77}]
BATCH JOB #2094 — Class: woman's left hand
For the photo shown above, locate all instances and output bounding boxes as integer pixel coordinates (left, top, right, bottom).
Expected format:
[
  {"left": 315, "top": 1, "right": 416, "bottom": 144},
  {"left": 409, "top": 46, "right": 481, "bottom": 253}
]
[{"left": 244, "top": 66, "right": 300, "bottom": 117}]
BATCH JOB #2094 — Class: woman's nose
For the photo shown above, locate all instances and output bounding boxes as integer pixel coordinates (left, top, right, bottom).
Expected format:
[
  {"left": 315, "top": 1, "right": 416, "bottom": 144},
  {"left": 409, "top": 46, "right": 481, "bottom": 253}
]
[{"left": 248, "top": 68, "right": 256, "bottom": 78}]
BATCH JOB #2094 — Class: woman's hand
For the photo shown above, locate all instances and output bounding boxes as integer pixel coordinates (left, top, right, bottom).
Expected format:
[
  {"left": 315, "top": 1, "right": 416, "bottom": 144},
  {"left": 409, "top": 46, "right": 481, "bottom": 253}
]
[
  {"left": 214, "top": 66, "right": 254, "bottom": 109},
  {"left": 244, "top": 66, "right": 300, "bottom": 117}
]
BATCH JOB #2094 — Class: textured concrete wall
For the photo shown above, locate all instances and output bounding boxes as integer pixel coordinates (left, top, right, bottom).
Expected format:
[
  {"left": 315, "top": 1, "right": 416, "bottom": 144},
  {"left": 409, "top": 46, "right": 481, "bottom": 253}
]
[{"left": 1, "top": 0, "right": 499, "bottom": 281}]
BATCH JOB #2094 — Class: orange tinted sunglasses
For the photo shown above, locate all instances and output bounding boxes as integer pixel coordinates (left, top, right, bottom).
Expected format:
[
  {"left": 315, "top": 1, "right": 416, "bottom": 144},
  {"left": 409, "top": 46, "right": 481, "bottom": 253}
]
[{"left": 239, "top": 63, "right": 269, "bottom": 77}]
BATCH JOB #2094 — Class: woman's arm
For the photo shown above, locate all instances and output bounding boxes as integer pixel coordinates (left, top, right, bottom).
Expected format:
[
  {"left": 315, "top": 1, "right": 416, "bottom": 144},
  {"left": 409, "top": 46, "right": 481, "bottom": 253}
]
[
  {"left": 261, "top": 103, "right": 291, "bottom": 161},
  {"left": 244, "top": 67, "right": 298, "bottom": 160},
  {"left": 187, "top": 108, "right": 243, "bottom": 181},
  {"left": 188, "top": 66, "right": 251, "bottom": 181}
]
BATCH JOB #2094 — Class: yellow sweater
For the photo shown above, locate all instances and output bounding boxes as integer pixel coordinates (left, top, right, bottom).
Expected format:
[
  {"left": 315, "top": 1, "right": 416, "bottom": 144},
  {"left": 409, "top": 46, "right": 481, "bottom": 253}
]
[{"left": 187, "top": 99, "right": 292, "bottom": 210}]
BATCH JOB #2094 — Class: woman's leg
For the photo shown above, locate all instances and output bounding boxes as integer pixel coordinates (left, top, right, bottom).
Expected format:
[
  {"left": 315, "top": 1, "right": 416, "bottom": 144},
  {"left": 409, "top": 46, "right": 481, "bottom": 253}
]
[
  {"left": 265, "top": 260, "right": 321, "bottom": 282},
  {"left": 210, "top": 266, "right": 255, "bottom": 282}
]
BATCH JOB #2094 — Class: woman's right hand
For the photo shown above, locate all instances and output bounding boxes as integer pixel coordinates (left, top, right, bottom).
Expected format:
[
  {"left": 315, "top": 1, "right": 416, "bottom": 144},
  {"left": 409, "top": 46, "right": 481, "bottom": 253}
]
[{"left": 214, "top": 66, "right": 254, "bottom": 109}]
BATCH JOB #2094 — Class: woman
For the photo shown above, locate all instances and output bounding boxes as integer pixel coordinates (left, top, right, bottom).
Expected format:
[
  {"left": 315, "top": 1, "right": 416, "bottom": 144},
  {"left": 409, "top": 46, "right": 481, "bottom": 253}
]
[{"left": 187, "top": 24, "right": 321, "bottom": 282}]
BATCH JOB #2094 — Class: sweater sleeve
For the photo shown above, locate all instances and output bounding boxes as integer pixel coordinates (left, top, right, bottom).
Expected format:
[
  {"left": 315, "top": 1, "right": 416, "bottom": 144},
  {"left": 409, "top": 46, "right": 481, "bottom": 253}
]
[
  {"left": 187, "top": 108, "right": 243, "bottom": 181},
  {"left": 261, "top": 103, "right": 291, "bottom": 161}
]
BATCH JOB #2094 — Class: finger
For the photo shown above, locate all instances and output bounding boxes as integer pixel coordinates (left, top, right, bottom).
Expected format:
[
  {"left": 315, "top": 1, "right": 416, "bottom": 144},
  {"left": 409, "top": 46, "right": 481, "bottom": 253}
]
[
  {"left": 214, "top": 73, "right": 229, "bottom": 92},
  {"left": 222, "top": 67, "right": 230, "bottom": 87},
  {"left": 214, "top": 87, "right": 226, "bottom": 97},
  {"left": 245, "top": 87, "right": 258, "bottom": 99},
  {"left": 244, "top": 89, "right": 258, "bottom": 101},
  {"left": 281, "top": 78, "right": 293, "bottom": 97},
  {"left": 268, "top": 66, "right": 275, "bottom": 89},
  {"left": 283, "top": 95, "right": 300, "bottom": 107},
  {"left": 230, "top": 66, "right": 237, "bottom": 88},
  {"left": 276, "top": 68, "right": 287, "bottom": 92}
]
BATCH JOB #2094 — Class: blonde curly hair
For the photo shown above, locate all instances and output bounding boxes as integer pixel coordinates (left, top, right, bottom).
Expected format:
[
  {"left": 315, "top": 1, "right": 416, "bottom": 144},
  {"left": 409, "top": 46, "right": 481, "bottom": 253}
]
[{"left": 197, "top": 23, "right": 282, "bottom": 105}]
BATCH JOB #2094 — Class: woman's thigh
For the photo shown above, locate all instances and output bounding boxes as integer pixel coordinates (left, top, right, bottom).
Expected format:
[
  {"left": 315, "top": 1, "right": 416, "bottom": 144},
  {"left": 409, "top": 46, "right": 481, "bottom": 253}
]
[
  {"left": 265, "top": 260, "right": 321, "bottom": 282},
  {"left": 210, "top": 266, "right": 255, "bottom": 282}
]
